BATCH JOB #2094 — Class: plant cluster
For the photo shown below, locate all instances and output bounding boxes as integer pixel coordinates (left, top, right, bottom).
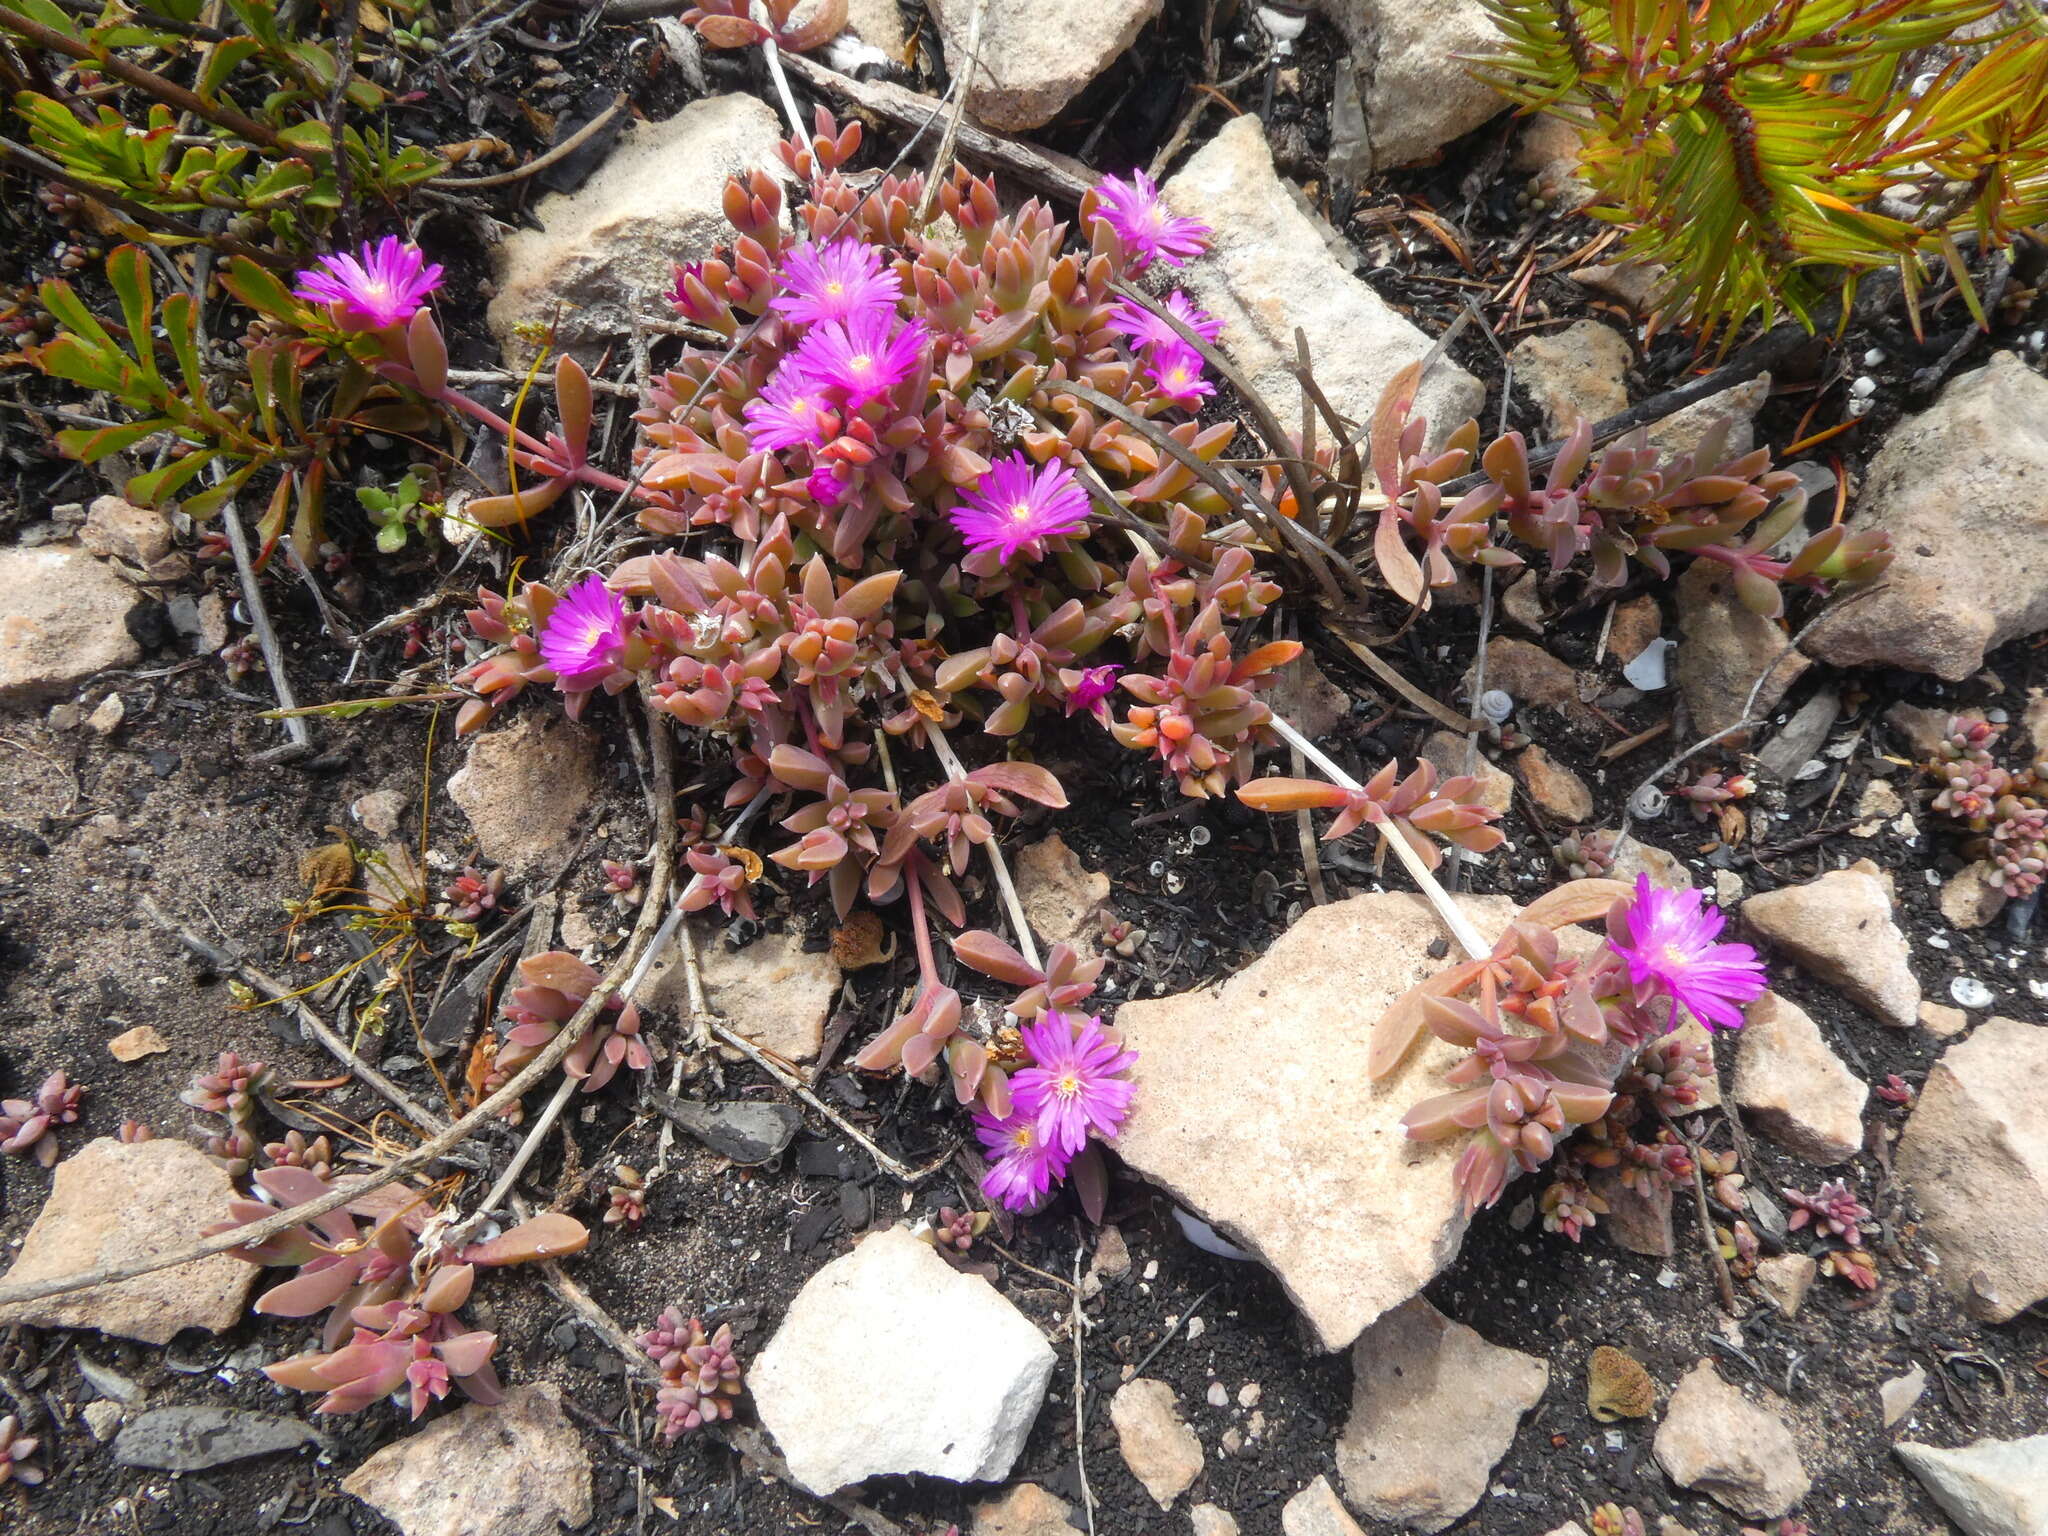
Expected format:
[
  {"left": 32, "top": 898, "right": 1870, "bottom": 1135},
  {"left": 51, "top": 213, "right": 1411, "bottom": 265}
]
[
  {"left": 1786, "top": 1178, "right": 1878, "bottom": 1289},
  {"left": 0, "top": 1414, "right": 43, "bottom": 1487},
  {"left": 217, "top": 1163, "right": 589, "bottom": 1416},
  {"left": 1380, "top": 875, "right": 1764, "bottom": 1217},
  {"left": 182, "top": 1048, "right": 275, "bottom": 1173},
  {"left": 1924, "top": 715, "right": 2046, "bottom": 899},
  {"left": 637, "top": 1309, "right": 743, "bottom": 1440},
  {"left": 1476, "top": 0, "right": 2048, "bottom": 338},
  {"left": 0, "top": 1070, "right": 84, "bottom": 1166}
]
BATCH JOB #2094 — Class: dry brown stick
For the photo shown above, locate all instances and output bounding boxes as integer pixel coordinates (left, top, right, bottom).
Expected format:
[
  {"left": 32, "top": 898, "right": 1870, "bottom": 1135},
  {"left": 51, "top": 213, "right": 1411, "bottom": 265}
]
[
  {"left": 775, "top": 50, "right": 1098, "bottom": 206},
  {"left": 430, "top": 91, "right": 628, "bottom": 189}
]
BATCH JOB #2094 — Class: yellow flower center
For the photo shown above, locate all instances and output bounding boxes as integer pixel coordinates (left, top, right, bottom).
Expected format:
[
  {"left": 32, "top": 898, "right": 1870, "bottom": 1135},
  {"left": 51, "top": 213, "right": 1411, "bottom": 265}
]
[{"left": 1010, "top": 501, "right": 1035, "bottom": 522}]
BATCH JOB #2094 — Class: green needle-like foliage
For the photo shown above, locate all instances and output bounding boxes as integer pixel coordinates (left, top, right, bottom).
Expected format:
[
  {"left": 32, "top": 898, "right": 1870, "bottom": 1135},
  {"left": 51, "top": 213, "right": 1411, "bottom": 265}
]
[{"left": 1475, "top": 0, "right": 2048, "bottom": 340}]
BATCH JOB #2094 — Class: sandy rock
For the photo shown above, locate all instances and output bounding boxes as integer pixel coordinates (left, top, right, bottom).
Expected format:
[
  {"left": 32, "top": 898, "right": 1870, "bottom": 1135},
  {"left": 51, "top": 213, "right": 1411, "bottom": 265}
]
[
  {"left": 1652, "top": 1360, "right": 1810, "bottom": 1520},
  {"left": 1607, "top": 833, "right": 1692, "bottom": 892},
  {"left": 1731, "top": 991, "right": 1867, "bottom": 1165},
  {"left": 1895, "top": 1434, "right": 2048, "bottom": 1536},
  {"left": 107, "top": 1025, "right": 169, "bottom": 1062},
  {"left": 1190, "top": 1506, "right": 1241, "bottom": 1536},
  {"left": 1111, "top": 1378, "right": 1204, "bottom": 1509},
  {"left": 1754, "top": 1253, "right": 1815, "bottom": 1319},
  {"left": 1282, "top": 1476, "right": 1368, "bottom": 1536},
  {"left": 1315, "top": 0, "right": 1504, "bottom": 170},
  {"left": 1418, "top": 732, "right": 1512, "bottom": 815},
  {"left": 649, "top": 923, "right": 837, "bottom": 1065},
  {"left": 0, "top": 1138, "right": 254, "bottom": 1344},
  {"left": 1014, "top": 833, "right": 1110, "bottom": 954},
  {"left": 1511, "top": 320, "right": 1631, "bottom": 439},
  {"left": 85, "top": 692, "right": 125, "bottom": 737},
  {"left": 1887, "top": 702, "right": 1960, "bottom": 760},
  {"left": 838, "top": 0, "right": 903, "bottom": 53},
  {"left": 1084, "top": 1225, "right": 1132, "bottom": 1297},
  {"left": 342, "top": 1384, "right": 590, "bottom": 1536},
  {"left": 1113, "top": 893, "right": 1529, "bottom": 1352},
  {"left": 1163, "top": 116, "right": 1483, "bottom": 450},
  {"left": 1881, "top": 1363, "right": 1928, "bottom": 1428},
  {"left": 1515, "top": 119, "right": 1593, "bottom": 211},
  {"left": 352, "top": 788, "right": 410, "bottom": 839},
  {"left": 1896, "top": 1017, "right": 2048, "bottom": 1322},
  {"left": 752, "top": 1228, "right": 1055, "bottom": 1494},
  {"left": 1608, "top": 594, "right": 1662, "bottom": 664},
  {"left": 1335, "top": 1296, "right": 1547, "bottom": 1532},
  {"left": 929, "top": 0, "right": 1159, "bottom": 131},
  {"left": 1742, "top": 865, "right": 1919, "bottom": 1029},
  {"left": 1854, "top": 778, "right": 1904, "bottom": 836},
  {"left": 447, "top": 710, "right": 598, "bottom": 879},
  {"left": 1920, "top": 1002, "right": 1970, "bottom": 1037},
  {"left": 1574, "top": 259, "right": 1669, "bottom": 315},
  {"left": 1941, "top": 863, "right": 2008, "bottom": 930},
  {"left": 1271, "top": 650, "right": 1353, "bottom": 741},
  {"left": 1675, "top": 560, "right": 1810, "bottom": 739},
  {"left": 971, "top": 1482, "right": 1076, "bottom": 1536},
  {"left": 1806, "top": 355, "right": 2048, "bottom": 679},
  {"left": 82, "top": 1400, "right": 123, "bottom": 1442},
  {"left": 1472, "top": 637, "right": 1590, "bottom": 726},
  {"left": 0, "top": 544, "right": 143, "bottom": 702},
  {"left": 82, "top": 496, "right": 173, "bottom": 567},
  {"left": 1645, "top": 374, "right": 1770, "bottom": 462},
  {"left": 1517, "top": 744, "right": 1594, "bottom": 823},
  {"left": 489, "top": 95, "right": 789, "bottom": 365},
  {"left": 1589, "top": 1166, "right": 1674, "bottom": 1257}
]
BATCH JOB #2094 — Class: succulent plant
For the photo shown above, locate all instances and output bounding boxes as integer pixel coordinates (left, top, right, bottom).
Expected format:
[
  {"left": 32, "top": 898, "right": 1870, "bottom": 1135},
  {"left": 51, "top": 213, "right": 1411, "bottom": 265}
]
[
  {"left": 442, "top": 864, "right": 507, "bottom": 922},
  {"left": 1924, "top": 716, "right": 2047, "bottom": 899},
  {"left": 0, "top": 1070, "right": 84, "bottom": 1167},
  {"left": 1785, "top": 1180, "right": 1871, "bottom": 1245},
  {"left": 638, "top": 1309, "right": 742, "bottom": 1441},
  {"left": 920, "top": 1206, "right": 993, "bottom": 1263},
  {"left": 605, "top": 1166, "right": 648, "bottom": 1228},
  {"left": 497, "top": 952, "right": 650, "bottom": 1097},
  {"left": 0, "top": 1414, "right": 44, "bottom": 1487},
  {"left": 183, "top": 1050, "right": 273, "bottom": 1175}
]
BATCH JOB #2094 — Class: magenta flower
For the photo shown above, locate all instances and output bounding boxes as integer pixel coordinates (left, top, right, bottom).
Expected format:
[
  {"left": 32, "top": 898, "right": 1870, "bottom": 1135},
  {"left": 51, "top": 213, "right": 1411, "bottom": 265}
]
[
  {"left": 743, "top": 362, "right": 839, "bottom": 455},
  {"left": 1010, "top": 1012, "right": 1138, "bottom": 1157},
  {"left": 1108, "top": 289, "right": 1222, "bottom": 350},
  {"left": 538, "top": 573, "right": 630, "bottom": 690},
  {"left": 949, "top": 453, "right": 1090, "bottom": 565},
  {"left": 973, "top": 1104, "right": 1070, "bottom": 1212},
  {"left": 769, "top": 239, "right": 902, "bottom": 328},
  {"left": 1092, "top": 169, "right": 1210, "bottom": 272},
  {"left": 1606, "top": 873, "right": 1767, "bottom": 1031},
  {"left": 790, "top": 313, "right": 929, "bottom": 408},
  {"left": 293, "top": 236, "right": 444, "bottom": 330},
  {"left": 1143, "top": 342, "right": 1213, "bottom": 406},
  {"left": 1062, "top": 664, "right": 1122, "bottom": 721}
]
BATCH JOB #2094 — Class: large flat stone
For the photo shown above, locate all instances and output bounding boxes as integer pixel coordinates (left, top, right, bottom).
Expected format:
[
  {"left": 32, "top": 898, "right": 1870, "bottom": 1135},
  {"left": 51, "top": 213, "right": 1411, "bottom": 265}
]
[
  {"left": 1896, "top": 1017, "right": 2048, "bottom": 1322},
  {"left": 447, "top": 709, "right": 599, "bottom": 880},
  {"left": 751, "top": 1227, "right": 1055, "bottom": 1494},
  {"left": 0, "top": 544, "right": 142, "bottom": 702},
  {"left": 342, "top": 1384, "right": 591, "bottom": 1536},
  {"left": 647, "top": 921, "right": 838, "bottom": 1066},
  {"left": 488, "top": 94, "right": 790, "bottom": 365},
  {"left": 929, "top": 0, "right": 1161, "bottom": 132},
  {"left": 0, "top": 1138, "right": 254, "bottom": 1344},
  {"left": 1806, "top": 353, "right": 2048, "bottom": 680},
  {"left": 1742, "top": 864, "right": 1919, "bottom": 1029},
  {"left": 1113, "top": 892, "right": 1522, "bottom": 1352},
  {"left": 1163, "top": 116, "right": 1483, "bottom": 452},
  {"left": 1896, "top": 1435, "right": 2048, "bottom": 1536}
]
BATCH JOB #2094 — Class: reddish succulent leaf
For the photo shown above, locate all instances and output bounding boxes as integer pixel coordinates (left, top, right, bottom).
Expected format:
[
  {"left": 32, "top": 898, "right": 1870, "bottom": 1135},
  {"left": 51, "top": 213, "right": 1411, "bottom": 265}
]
[
  {"left": 1371, "top": 360, "right": 1423, "bottom": 497},
  {"left": 1518, "top": 878, "right": 1635, "bottom": 930},
  {"left": 1236, "top": 777, "right": 1353, "bottom": 813},
  {"left": 967, "top": 761, "right": 1068, "bottom": 808},
  {"left": 953, "top": 929, "right": 1041, "bottom": 987},
  {"left": 461, "top": 1212, "right": 589, "bottom": 1266}
]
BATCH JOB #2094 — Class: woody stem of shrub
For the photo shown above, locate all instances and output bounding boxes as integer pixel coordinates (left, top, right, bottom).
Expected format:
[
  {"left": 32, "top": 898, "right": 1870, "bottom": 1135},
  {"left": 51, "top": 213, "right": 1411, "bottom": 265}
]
[{"left": 1265, "top": 712, "right": 1491, "bottom": 960}]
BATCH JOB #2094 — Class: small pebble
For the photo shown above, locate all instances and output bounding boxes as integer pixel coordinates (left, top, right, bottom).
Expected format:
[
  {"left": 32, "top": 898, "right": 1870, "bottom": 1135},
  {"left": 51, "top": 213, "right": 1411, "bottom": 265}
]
[
  {"left": 1207, "top": 1382, "right": 1229, "bottom": 1407},
  {"left": 1238, "top": 1383, "right": 1262, "bottom": 1408},
  {"left": 1850, "top": 375, "right": 1877, "bottom": 399},
  {"left": 1863, "top": 347, "right": 1886, "bottom": 366},
  {"left": 1950, "top": 977, "right": 1994, "bottom": 1009}
]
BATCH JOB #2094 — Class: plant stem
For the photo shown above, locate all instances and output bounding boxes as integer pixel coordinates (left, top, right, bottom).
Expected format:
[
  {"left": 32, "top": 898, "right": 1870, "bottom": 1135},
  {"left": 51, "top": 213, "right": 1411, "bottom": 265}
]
[
  {"left": 1265, "top": 711, "right": 1491, "bottom": 960},
  {"left": 0, "top": 3, "right": 279, "bottom": 146}
]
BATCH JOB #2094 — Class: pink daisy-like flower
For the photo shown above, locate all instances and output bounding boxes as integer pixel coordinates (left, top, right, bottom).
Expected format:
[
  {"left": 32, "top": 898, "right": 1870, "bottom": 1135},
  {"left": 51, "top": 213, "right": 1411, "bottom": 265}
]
[
  {"left": 791, "top": 312, "right": 929, "bottom": 409},
  {"left": 1108, "top": 289, "right": 1222, "bottom": 350},
  {"left": 1143, "top": 341, "right": 1214, "bottom": 406},
  {"left": 1092, "top": 169, "right": 1211, "bottom": 272},
  {"left": 949, "top": 453, "right": 1090, "bottom": 566},
  {"left": 1062, "top": 664, "right": 1122, "bottom": 721},
  {"left": 1606, "top": 873, "right": 1767, "bottom": 1031},
  {"left": 742, "top": 361, "right": 839, "bottom": 455},
  {"left": 769, "top": 239, "right": 902, "bottom": 328},
  {"left": 1011, "top": 1011, "right": 1139, "bottom": 1157},
  {"left": 293, "top": 236, "right": 444, "bottom": 330},
  {"left": 973, "top": 1104, "right": 1070, "bottom": 1212},
  {"left": 538, "top": 573, "right": 630, "bottom": 690}
]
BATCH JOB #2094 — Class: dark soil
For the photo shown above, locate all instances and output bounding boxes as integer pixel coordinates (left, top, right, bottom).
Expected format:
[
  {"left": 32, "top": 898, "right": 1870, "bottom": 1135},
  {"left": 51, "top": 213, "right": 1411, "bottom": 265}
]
[{"left": 5, "top": 1, "right": 2048, "bottom": 1534}]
